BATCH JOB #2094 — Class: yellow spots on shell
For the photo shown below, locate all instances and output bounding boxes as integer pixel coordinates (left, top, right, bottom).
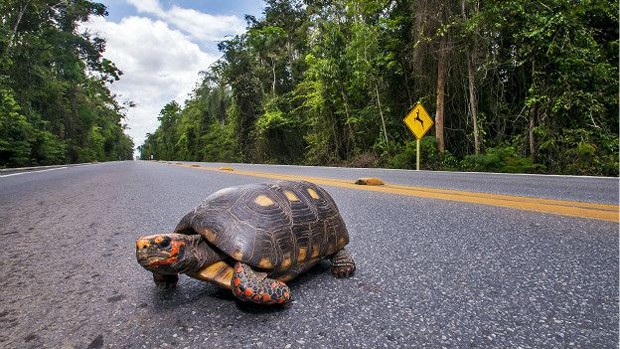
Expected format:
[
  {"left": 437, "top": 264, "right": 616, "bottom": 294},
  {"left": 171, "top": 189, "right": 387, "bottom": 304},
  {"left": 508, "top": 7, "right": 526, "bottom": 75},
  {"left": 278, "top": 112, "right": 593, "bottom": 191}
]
[
  {"left": 297, "top": 247, "right": 307, "bottom": 262},
  {"left": 254, "top": 195, "right": 275, "bottom": 206},
  {"left": 203, "top": 228, "right": 217, "bottom": 242},
  {"left": 278, "top": 274, "right": 294, "bottom": 282},
  {"left": 306, "top": 257, "right": 319, "bottom": 266},
  {"left": 281, "top": 253, "right": 292, "bottom": 269},
  {"left": 232, "top": 250, "right": 244, "bottom": 261},
  {"left": 259, "top": 257, "right": 273, "bottom": 269},
  {"left": 284, "top": 190, "right": 299, "bottom": 202},
  {"left": 307, "top": 188, "right": 320, "bottom": 199},
  {"left": 311, "top": 245, "right": 320, "bottom": 258}
]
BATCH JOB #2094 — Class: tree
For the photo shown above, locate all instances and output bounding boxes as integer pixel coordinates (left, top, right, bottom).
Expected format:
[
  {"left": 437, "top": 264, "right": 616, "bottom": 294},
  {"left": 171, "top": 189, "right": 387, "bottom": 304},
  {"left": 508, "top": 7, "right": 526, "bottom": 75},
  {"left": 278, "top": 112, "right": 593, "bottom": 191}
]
[
  {"left": 0, "top": 0, "right": 133, "bottom": 167},
  {"left": 139, "top": 0, "right": 618, "bottom": 176}
]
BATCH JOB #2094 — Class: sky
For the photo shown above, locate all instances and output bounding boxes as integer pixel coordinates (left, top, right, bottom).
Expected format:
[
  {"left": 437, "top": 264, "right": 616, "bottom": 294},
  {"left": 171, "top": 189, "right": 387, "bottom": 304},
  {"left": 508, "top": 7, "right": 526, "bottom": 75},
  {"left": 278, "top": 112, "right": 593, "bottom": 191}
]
[{"left": 82, "top": 0, "right": 265, "bottom": 152}]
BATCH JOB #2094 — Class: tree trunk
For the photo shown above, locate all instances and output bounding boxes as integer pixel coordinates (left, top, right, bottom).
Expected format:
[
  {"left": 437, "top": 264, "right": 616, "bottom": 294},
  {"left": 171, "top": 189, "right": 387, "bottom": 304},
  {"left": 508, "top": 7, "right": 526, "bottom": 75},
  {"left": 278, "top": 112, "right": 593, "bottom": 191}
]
[
  {"left": 529, "top": 104, "right": 537, "bottom": 161},
  {"left": 340, "top": 85, "right": 354, "bottom": 158},
  {"left": 271, "top": 58, "right": 276, "bottom": 95},
  {"left": 374, "top": 83, "right": 388, "bottom": 144},
  {"left": 4, "top": 1, "right": 29, "bottom": 56},
  {"left": 463, "top": 0, "right": 480, "bottom": 155},
  {"left": 528, "top": 62, "right": 537, "bottom": 161},
  {"left": 435, "top": 35, "right": 448, "bottom": 153},
  {"left": 403, "top": 66, "right": 413, "bottom": 107},
  {"left": 467, "top": 54, "right": 480, "bottom": 154}
]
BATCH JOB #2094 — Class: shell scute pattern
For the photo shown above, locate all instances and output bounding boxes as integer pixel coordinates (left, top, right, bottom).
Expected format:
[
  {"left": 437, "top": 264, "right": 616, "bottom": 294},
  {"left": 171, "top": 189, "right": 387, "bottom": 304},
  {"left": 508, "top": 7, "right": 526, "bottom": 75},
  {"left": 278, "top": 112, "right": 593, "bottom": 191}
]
[{"left": 173, "top": 180, "right": 349, "bottom": 279}]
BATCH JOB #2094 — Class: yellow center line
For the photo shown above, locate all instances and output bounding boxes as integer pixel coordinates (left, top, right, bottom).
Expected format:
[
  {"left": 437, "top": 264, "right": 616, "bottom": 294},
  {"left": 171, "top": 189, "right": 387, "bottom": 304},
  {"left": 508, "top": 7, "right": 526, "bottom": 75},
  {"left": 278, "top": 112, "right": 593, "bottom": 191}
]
[{"left": 170, "top": 163, "right": 619, "bottom": 222}]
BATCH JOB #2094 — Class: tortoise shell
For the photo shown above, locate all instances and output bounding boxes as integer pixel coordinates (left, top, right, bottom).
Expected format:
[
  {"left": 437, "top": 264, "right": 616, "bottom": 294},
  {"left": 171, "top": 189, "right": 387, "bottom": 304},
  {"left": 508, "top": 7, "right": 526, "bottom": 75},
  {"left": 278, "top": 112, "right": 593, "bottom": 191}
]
[{"left": 173, "top": 180, "right": 349, "bottom": 279}]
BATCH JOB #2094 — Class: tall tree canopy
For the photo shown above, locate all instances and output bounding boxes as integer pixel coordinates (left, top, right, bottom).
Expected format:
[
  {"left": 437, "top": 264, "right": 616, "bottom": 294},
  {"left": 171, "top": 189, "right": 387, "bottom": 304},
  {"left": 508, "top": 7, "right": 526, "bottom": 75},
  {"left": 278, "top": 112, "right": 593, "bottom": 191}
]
[
  {"left": 0, "top": 0, "right": 133, "bottom": 167},
  {"left": 140, "top": 0, "right": 618, "bottom": 176}
]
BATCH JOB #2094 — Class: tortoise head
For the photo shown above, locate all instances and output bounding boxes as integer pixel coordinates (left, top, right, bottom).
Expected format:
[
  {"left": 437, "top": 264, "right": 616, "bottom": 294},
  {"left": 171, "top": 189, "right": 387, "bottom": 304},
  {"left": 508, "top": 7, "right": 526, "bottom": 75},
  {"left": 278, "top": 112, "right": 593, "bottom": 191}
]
[{"left": 136, "top": 233, "right": 203, "bottom": 274}]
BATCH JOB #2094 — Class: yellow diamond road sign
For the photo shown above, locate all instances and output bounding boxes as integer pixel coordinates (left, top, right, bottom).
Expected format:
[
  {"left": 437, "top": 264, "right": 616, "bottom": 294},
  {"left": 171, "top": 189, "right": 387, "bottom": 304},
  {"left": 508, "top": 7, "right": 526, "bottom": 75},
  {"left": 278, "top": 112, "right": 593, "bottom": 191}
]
[{"left": 404, "top": 103, "right": 434, "bottom": 139}]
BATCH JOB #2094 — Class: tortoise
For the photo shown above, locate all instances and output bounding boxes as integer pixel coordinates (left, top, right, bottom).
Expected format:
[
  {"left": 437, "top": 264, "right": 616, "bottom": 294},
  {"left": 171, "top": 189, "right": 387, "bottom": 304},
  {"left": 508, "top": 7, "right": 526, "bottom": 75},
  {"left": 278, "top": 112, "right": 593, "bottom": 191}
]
[{"left": 135, "top": 180, "right": 356, "bottom": 305}]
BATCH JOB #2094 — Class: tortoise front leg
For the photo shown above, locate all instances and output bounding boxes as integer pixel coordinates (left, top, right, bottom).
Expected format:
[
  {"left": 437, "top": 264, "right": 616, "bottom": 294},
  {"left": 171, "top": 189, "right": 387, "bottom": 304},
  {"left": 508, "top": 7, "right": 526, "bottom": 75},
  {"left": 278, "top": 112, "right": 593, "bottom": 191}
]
[
  {"left": 152, "top": 273, "right": 178, "bottom": 289},
  {"left": 330, "top": 248, "right": 356, "bottom": 278},
  {"left": 231, "top": 262, "right": 291, "bottom": 305}
]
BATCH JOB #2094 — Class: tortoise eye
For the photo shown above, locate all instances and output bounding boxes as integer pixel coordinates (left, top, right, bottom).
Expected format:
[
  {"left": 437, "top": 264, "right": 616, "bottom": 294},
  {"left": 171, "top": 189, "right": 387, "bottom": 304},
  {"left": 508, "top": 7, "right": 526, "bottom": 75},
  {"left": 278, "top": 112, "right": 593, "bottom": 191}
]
[{"left": 160, "top": 238, "right": 171, "bottom": 248}]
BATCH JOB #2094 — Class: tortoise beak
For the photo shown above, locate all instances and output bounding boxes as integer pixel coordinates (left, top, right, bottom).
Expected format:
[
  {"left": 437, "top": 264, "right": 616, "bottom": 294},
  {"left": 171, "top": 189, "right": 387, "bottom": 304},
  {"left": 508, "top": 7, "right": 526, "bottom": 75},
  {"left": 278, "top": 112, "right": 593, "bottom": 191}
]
[
  {"left": 136, "top": 238, "right": 166, "bottom": 268},
  {"left": 135, "top": 236, "right": 186, "bottom": 271}
]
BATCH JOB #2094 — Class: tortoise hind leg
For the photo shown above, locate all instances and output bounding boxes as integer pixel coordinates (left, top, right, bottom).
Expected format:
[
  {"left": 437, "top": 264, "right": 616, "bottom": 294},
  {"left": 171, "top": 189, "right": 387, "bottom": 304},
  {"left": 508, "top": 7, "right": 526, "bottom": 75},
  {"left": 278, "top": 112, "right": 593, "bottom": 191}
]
[
  {"left": 153, "top": 273, "right": 178, "bottom": 289},
  {"left": 330, "top": 248, "right": 356, "bottom": 278},
  {"left": 231, "top": 262, "right": 291, "bottom": 305}
]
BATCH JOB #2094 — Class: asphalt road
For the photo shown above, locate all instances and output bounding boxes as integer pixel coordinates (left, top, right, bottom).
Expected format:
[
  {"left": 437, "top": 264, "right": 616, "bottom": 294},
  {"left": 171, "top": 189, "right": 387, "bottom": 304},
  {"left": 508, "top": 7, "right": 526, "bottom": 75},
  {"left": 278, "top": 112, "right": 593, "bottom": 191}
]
[{"left": 0, "top": 161, "right": 617, "bottom": 348}]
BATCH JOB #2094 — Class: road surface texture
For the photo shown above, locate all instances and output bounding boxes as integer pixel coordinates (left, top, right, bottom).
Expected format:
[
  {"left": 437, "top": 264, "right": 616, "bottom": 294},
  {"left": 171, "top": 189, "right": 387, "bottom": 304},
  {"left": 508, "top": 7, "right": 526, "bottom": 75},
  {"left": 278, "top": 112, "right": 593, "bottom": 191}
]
[{"left": 0, "top": 161, "right": 617, "bottom": 348}]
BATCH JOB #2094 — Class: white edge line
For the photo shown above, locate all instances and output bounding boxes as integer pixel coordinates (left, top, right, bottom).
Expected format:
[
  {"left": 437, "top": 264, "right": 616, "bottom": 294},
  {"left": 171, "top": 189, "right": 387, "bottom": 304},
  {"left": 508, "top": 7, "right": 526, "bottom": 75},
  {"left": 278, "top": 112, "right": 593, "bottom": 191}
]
[{"left": 0, "top": 167, "right": 68, "bottom": 178}]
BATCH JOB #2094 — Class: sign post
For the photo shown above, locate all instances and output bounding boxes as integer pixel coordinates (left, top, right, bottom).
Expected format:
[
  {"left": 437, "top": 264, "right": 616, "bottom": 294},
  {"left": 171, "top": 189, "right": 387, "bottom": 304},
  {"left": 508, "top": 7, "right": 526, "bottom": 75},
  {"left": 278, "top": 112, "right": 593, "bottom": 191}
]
[
  {"left": 403, "top": 103, "right": 434, "bottom": 171},
  {"left": 416, "top": 138, "right": 421, "bottom": 170}
]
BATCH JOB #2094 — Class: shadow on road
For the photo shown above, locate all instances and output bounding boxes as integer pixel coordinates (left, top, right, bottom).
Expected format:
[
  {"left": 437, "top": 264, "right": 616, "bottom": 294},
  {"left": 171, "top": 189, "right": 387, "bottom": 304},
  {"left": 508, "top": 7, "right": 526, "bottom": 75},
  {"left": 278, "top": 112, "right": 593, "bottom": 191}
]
[{"left": 146, "top": 261, "right": 333, "bottom": 314}]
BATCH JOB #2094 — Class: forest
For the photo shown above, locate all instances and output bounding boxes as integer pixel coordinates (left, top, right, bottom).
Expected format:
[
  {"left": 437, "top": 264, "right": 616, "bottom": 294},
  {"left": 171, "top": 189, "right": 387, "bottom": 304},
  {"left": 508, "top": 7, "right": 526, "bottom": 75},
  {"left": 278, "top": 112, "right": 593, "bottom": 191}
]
[
  {"left": 0, "top": 0, "right": 134, "bottom": 168},
  {"left": 140, "top": 0, "right": 618, "bottom": 176},
  {"left": 1, "top": 1, "right": 615, "bottom": 174}
]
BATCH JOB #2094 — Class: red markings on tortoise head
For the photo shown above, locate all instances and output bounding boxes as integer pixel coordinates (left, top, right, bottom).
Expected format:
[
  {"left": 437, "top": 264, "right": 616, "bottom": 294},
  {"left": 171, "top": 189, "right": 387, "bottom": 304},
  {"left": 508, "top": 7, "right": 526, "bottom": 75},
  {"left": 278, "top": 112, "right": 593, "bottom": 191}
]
[
  {"left": 169, "top": 240, "right": 184, "bottom": 257},
  {"left": 149, "top": 256, "right": 177, "bottom": 267}
]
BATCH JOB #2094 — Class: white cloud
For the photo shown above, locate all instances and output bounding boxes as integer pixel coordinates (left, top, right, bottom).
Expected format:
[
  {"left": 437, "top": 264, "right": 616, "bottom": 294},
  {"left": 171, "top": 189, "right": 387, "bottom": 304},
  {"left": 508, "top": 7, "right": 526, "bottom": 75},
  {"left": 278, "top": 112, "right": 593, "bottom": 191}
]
[
  {"left": 126, "top": 0, "right": 164, "bottom": 15},
  {"left": 80, "top": 1, "right": 248, "bottom": 153},
  {"left": 127, "top": 0, "right": 245, "bottom": 43},
  {"left": 83, "top": 15, "right": 220, "bottom": 149},
  {"left": 166, "top": 6, "right": 246, "bottom": 42}
]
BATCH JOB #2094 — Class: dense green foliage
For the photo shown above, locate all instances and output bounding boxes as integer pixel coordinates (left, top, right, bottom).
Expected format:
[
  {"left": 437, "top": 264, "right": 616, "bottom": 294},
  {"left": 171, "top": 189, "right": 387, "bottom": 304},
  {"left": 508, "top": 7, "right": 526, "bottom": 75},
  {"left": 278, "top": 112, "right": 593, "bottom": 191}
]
[
  {"left": 140, "top": 0, "right": 618, "bottom": 176},
  {"left": 0, "top": 0, "right": 133, "bottom": 168}
]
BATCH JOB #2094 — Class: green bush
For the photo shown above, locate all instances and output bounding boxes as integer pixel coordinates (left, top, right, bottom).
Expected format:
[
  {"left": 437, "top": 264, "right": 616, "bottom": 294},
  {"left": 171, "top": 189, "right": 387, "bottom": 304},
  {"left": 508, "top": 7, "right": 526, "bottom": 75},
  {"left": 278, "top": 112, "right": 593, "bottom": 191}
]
[
  {"left": 202, "top": 121, "right": 243, "bottom": 162},
  {"left": 536, "top": 128, "right": 618, "bottom": 176},
  {"left": 32, "top": 130, "right": 66, "bottom": 165},
  {"left": 389, "top": 137, "right": 457, "bottom": 170},
  {"left": 461, "top": 146, "right": 541, "bottom": 173},
  {"left": 255, "top": 106, "right": 307, "bottom": 164},
  {"left": 347, "top": 152, "right": 380, "bottom": 168},
  {"left": 0, "top": 88, "right": 34, "bottom": 167}
]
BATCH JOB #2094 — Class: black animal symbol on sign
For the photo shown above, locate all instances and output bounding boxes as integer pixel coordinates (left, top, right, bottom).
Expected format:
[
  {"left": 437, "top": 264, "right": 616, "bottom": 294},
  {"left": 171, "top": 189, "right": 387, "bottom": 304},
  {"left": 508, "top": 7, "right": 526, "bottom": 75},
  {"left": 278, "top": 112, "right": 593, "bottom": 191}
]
[{"left": 414, "top": 110, "right": 424, "bottom": 128}]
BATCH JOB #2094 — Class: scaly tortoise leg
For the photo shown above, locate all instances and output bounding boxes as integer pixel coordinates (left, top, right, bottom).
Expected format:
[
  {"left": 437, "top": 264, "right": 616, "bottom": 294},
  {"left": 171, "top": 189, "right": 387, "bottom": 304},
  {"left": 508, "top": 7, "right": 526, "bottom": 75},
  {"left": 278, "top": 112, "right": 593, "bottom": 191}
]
[
  {"left": 330, "top": 248, "right": 356, "bottom": 278},
  {"left": 152, "top": 273, "right": 178, "bottom": 289},
  {"left": 231, "top": 262, "right": 291, "bottom": 305}
]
